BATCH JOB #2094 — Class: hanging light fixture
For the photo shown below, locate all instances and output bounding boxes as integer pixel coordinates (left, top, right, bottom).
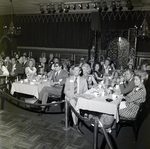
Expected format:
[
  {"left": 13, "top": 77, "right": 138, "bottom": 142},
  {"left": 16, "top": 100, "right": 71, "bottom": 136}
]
[
  {"left": 138, "top": 16, "right": 150, "bottom": 38},
  {"left": 3, "top": 0, "right": 21, "bottom": 36},
  {"left": 103, "top": 1, "right": 108, "bottom": 11},
  {"left": 64, "top": 4, "right": 70, "bottom": 13},
  {"left": 58, "top": 3, "right": 63, "bottom": 13},
  {"left": 111, "top": 0, "right": 117, "bottom": 11},
  {"left": 126, "top": 0, "right": 134, "bottom": 10},
  {"left": 40, "top": 4, "right": 45, "bottom": 14}
]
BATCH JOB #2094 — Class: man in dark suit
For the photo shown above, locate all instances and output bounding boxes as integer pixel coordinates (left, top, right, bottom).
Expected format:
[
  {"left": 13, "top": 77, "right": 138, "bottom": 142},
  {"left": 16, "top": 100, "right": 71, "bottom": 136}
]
[
  {"left": 38, "top": 62, "right": 68, "bottom": 111},
  {"left": 7, "top": 57, "right": 24, "bottom": 90},
  {"left": 119, "top": 69, "right": 135, "bottom": 95},
  {"left": 37, "top": 57, "right": 49, "bottom": 75}
]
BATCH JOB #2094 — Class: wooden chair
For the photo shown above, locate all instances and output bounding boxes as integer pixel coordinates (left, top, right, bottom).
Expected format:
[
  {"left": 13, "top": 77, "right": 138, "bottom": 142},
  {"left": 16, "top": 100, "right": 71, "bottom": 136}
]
[{"left": 116, "top": 102, "right": 147, "bottom": 141}]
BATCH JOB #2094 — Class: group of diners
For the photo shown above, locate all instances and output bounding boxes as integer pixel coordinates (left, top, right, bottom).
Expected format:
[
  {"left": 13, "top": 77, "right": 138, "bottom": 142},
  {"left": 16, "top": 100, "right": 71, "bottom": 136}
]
[{"left": 0, "top": 52, "right": 149, "bottom": 133}]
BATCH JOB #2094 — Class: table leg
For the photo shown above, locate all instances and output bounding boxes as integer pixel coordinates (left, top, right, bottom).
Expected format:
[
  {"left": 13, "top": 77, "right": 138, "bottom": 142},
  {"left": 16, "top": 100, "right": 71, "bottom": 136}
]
[{"left": 93, "top": 119, "right": 98, "bottom": 149}]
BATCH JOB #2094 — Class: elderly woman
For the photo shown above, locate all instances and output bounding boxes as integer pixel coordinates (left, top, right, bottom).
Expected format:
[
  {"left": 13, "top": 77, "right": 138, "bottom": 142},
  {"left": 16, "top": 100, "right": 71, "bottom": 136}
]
[
  {"left": 81, "top": 63, "right": 97, "bottom": 89},
  {"left": 0, "top": 60, "right": 9, "bottom": 76},
  {"left": 25, "top": 58, "right": 37, "bottom": 79}
]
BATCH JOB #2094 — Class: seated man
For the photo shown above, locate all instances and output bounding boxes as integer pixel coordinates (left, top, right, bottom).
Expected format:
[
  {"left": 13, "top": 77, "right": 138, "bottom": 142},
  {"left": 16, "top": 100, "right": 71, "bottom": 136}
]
[
  {"left": 7, "top": 57, "right": 24, "bottom": 90},
  {"left": 38, "top": 62, "right": 68, "bottom": 111},
  {"left": 64, "top": 65, "right": 88, "bottom": 126},
  {"left": 119, "top": 69, "right": 135, "bottom": 95}
]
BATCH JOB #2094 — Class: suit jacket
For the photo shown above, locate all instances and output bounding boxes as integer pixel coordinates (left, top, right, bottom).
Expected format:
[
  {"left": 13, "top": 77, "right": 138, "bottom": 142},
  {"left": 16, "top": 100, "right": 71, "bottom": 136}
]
[
  {"left": 64, "top": 76, "right": 88, "bottom": 99},
  {"left": 8, "top": 62, "right": 24, "bottom": 76},
  {"left": 51, "top": 69, "right": 68, "bottom": 87},
  {"left": 119, "top": 78, "right": 135, "bottom": 95}
]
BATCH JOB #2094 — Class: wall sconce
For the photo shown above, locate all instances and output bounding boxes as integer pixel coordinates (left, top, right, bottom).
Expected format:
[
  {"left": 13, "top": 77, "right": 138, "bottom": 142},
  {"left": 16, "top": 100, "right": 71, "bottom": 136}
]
[
  {"left": 126, "top": 0, "right": 134, "bottom": 10},
  {"left": 58, "top": 3, "right": 63, "bottom": 13},
  {"left": 111, "top": 0, "right": 117, "bottom": 11},
  {"left": 78, "top": 4, "right": 83, "bottom": 9},
  {"left": 64, "top": 4, "right": 70, "bottom": 13},
  {"left": 40, "top": 4, "right": 45, "bottom": 14},
  {"left": 85, "top": 3, "right": 90, "bottom": 9}
]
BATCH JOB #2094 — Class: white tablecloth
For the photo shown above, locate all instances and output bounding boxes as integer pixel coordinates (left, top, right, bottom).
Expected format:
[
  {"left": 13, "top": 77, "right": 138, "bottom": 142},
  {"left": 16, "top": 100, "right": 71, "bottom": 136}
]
[
  {"left": 11, "top": 81, "right": 49, "bottom": 99},
  {"left": 75, "top": 94, "right": 121, "bottom": 122}
]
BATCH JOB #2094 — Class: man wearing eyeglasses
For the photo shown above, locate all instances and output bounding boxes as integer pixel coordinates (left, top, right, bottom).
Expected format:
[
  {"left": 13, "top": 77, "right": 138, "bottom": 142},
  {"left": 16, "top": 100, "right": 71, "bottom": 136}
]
[{"left": 38, "top": 62, "right": 68, "bottom": 111}]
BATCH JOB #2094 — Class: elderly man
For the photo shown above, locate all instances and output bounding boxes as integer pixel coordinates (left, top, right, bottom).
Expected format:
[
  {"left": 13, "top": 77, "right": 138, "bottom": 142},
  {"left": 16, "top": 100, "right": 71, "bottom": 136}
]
[
  {"left": 38, "top": 62, "right": 68, "bottom": 111},
  {"left": 64, "top": 65, "right": 88, "bottom": 125}
]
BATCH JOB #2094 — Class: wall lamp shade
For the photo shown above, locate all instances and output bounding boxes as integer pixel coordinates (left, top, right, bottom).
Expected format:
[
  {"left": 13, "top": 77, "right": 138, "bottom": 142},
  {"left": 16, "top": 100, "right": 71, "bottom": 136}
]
[
  {"left": 3, "top": 0, "right": 21, "bottom": 36},
  {"left": 85, "top": 3, "right": 89, "bottom": 9}
]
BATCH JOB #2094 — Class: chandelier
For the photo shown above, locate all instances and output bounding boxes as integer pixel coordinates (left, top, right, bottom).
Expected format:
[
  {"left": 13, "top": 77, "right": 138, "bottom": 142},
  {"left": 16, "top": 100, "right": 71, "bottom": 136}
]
[{"left": 3, "top": 0, "right": 21, "bottom": 36}]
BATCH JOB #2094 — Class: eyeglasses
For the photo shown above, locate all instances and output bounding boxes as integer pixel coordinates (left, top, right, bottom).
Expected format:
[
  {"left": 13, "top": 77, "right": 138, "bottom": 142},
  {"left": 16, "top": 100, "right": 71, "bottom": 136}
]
[{"left": 54, "top": 65, "right": 59, "bottom": 67}]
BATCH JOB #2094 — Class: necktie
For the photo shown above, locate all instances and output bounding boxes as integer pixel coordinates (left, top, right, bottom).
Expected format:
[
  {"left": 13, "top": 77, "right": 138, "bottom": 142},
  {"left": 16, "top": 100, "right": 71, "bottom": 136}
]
[
  {"left": 74, "top": 77, "right": 77, "bottom": 94},
  {"left": 55, "top": 72, "right": 59, "bottom": 82}
]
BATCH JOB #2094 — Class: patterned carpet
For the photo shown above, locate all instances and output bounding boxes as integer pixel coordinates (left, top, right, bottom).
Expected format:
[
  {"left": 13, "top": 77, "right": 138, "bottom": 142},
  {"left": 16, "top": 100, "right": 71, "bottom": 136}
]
[{"left": 0, "top": 110, "right": 92, "bottom": 149}]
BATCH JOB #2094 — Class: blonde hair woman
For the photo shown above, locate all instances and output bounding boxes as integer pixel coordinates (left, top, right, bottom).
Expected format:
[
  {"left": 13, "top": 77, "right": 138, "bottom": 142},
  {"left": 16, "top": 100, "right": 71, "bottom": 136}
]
[{"left": 25, "top": 58, "right": 37, "bottom": 79}]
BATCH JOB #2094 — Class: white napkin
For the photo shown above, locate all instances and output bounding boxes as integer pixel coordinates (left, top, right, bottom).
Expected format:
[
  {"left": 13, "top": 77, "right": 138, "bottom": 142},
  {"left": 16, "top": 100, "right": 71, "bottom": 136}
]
[{"left": 119, "top": 101, "right": 127, "bottom": 109}]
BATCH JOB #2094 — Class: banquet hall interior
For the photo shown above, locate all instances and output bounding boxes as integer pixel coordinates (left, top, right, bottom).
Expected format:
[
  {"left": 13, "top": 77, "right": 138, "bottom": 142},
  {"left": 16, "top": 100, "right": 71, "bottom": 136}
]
[{"left": 0, "top": 0, "right": 150, "bottom": 149}]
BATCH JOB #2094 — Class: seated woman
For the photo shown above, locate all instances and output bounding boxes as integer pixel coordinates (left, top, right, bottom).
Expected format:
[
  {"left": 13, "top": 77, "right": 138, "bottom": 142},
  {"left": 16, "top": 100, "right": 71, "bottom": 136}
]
[
  {"left": 25, "top": 58, "right": 37, "bottom": 79},
  {"left": 101, "top": 57, "right": 115, "bottom": 77},
  {"left": 81, "top": 63, "right": 97, "bottom": 89},
  {"left": 0, "top": 60, "right": 9, "bottom": 76},
  {"left": 93, "top": 63, "right": 103, "bottom": 83},
  {"left": 99, "top": 70, "right": 148, "bottom": 132},
  {"left": 119, "top": 70, "right": 148, "bottom": 119}
]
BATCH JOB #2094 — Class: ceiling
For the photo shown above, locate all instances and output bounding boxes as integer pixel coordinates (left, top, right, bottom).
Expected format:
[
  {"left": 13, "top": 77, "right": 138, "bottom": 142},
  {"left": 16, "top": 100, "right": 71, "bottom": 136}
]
[{"left": 0, "top": 0, "right": 150, "bottom": 15}]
